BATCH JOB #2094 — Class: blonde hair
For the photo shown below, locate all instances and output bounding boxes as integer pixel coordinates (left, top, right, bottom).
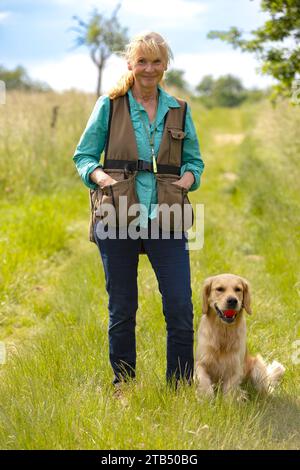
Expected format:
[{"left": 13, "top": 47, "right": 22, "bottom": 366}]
[{"left": 108, "top": 31, "right": 173, "bottom": 99}]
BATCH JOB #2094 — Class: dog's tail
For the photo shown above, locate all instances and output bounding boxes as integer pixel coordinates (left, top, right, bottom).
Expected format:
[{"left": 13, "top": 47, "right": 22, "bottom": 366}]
[{"left": 248, "top": 354, "right": 285, "bottom": 393}]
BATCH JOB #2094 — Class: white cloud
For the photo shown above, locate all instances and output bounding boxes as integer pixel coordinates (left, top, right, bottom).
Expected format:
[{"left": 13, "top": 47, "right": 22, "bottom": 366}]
[
  {"left": 174, "top": 51, "right": 275, "bottom": 89},
  {"left": 29, "top": 53, "right": 126, "bottom": 94},
  {"left": 49, "top": 0, "right": 95, "bottom": 5},
  {"left": 121, "top": 0, "right": 208, "bottom": 29},
  {"left": 50, "top": 0, "right": 208, "bottom": 30},
  {"left": 29, "top": 48, "right": 275, "bottom": 94},
  {"left": 0, "top": 11, "right": 11, "bottom": 22}
]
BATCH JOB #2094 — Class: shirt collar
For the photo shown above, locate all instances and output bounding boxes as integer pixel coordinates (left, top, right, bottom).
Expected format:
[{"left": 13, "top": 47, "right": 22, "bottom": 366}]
[
  {"left": 127, "top": 85, "right": 180, "bottom": 128},
  {"left": 157, "top": 84, "right": 181, "bottom": 109}
]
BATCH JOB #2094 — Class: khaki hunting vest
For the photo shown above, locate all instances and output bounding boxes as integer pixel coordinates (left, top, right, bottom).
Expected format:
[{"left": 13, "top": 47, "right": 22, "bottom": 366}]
[{"left": 89, "top": 93, "right": 194, "bottom": 243}]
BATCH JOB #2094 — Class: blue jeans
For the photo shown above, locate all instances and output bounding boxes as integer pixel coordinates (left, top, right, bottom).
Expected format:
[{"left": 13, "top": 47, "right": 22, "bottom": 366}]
[{"left": 93, "top": 218, "right": 194, "bottom": 387}]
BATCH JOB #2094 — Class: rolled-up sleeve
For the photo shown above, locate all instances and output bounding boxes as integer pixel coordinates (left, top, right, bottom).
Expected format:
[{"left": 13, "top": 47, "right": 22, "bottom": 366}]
[
  {"left": 72, "top": 95, "right": 110, "bottom": 189},
  {"left": 180, "top": 104, "right": 205, "bottom": 192}
]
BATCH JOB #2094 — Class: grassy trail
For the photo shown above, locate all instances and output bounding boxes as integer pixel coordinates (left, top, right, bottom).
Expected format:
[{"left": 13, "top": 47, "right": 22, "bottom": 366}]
[{"left": 0, "top": 93, "right": 299, "bottom": 449}]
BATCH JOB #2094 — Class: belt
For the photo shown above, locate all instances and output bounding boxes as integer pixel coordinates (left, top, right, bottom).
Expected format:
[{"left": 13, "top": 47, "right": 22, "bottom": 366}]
[{"left": 104, "top": 159, "right": 180, "bottom": 176}]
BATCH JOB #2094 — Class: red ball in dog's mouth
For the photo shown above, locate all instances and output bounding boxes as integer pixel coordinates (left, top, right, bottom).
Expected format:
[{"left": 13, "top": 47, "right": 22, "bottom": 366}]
[{"left": 223, "top": 309, "right": 236, "bottom": 318}]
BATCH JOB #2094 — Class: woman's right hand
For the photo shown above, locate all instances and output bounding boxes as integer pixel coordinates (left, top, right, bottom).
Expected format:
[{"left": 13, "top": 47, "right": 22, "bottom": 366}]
[
  {"left": 100, "top": 176, "right": 118, "bottom": 189},
  {"left": 89, "top": 167, "right": 117, "bottom": 189}
]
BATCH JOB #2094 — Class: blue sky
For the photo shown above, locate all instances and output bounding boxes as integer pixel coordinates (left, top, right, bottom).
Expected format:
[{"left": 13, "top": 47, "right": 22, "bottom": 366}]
[{"left": 0, "top": 0, "right": 275, "bottom": 92}]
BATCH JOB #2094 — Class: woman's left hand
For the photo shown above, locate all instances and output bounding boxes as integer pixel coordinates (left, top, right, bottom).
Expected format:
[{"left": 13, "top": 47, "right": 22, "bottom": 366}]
[{"left": 171, "top": 171, "right": 195, "bottom": 191}]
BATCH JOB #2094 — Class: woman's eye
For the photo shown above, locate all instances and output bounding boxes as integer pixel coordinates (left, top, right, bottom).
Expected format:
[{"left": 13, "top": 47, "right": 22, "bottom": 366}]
[{"left": 137, "top": 59, "right": 145, "bottom": 64}]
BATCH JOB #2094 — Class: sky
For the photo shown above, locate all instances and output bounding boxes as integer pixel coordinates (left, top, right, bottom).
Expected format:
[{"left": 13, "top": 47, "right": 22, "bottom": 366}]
[{"left": 0, "top": 0, "right": 275, "bottom": 93}]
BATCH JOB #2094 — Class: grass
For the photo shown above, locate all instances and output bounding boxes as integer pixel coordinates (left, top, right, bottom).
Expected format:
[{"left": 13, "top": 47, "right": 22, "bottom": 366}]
[{"left": 0, "top": 91, "right": 299, "bottom": 449}]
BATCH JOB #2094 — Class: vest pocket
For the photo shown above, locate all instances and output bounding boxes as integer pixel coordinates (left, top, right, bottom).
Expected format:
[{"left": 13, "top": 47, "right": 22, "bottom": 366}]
[
  {"left": 168, "top": 128, "right": 186, "bottom": 165},
  {"left": 155, "top": 174, "right": 194, "bottom": 232},
  {"left": 89, "top": 187, "right": 101, "bottom": 243},
  {"left": 182, "top": 188, "right": 194, "bottom": 230},
  {"left": 94, "top": 170, "right": 140, "bottom": 228},
  {"left": 109, "top": 173, "right": 140, "bottom": 227}
]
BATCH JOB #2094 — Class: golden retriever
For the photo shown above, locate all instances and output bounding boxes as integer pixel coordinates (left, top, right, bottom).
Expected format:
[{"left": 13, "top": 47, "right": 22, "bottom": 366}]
[{"left": 194, "top": 273, "right": 285, "bottom": 399}]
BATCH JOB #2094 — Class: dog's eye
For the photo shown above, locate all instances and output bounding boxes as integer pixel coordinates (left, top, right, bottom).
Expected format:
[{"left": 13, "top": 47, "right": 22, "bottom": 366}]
[
  {"left": 235, "top": 287, "right": 242, "bottom": 292},
  {"left": 216, "top": 287, "right": 225, "bottom": 292}
]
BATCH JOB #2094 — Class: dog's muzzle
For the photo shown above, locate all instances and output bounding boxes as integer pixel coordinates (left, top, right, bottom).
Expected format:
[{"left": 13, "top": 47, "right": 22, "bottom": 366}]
[{"left": 214, "top": 303, "right": 238, "bottom": 324}]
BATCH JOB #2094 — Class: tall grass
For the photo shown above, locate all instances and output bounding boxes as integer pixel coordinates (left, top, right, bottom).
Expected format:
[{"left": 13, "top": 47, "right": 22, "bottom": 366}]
[
  {"left": 0, "top": 92, "right": 299, "bottom": 449},
  {"left": 0, "top": 91, "right": 95, "bottom": 338},
  {"left": 0, "top": 90, "right": 96, "bottom": 195}
]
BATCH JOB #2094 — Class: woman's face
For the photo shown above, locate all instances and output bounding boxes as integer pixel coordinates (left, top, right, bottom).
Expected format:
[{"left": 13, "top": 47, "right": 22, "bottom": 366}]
[{"left": 128, "top": 49, "right": 167, "bottom": 90}]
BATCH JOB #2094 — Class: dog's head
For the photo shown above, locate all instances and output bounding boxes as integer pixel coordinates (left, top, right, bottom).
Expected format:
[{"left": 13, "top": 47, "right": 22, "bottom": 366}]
[{"left": 202, "top": 273, "right": 252, "bottom": 324}]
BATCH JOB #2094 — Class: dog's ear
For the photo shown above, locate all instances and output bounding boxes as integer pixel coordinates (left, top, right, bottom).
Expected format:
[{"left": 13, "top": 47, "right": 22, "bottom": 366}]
[
  {"left": 202, "top": 277, "right": 213, "bottom": 315},
  {"left": 241, "top": 277, "right": 252, "bottom": 315}
]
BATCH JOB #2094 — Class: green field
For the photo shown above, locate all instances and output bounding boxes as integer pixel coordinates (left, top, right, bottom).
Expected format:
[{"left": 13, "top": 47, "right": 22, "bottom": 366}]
[{"left": 0, "top": 91, "right": 299, "bottom": 449}]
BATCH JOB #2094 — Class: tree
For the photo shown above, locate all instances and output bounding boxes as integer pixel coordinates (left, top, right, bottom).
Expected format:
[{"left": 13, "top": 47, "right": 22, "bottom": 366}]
[
  {"left": 213, "top": 75, "right": 247, "bottom": 107},
  {"left": 71, "top": 4, "right": 128, "bottom": 97},
  {"left": 195, "top": 74, "right": 214, "bottom": 97},
  {"left": 0, "top": 65, "right": 50, "bottom": 91},
  {"left": 196, "top": 74, "right": 248, "bottom": 108},
  {"left": 207, "top": 0, "right": 300, "bottom": 101},
  {"left": 164, "top": 69, "right": 188, "bottom": 91}
]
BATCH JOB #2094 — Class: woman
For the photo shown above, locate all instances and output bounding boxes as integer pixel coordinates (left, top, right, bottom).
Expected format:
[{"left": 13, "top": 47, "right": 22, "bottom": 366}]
[{"left": 73, "top": 32, "right": 204, "bottom": 390}]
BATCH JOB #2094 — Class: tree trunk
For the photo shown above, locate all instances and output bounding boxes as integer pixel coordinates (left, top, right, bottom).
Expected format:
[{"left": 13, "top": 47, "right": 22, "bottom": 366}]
[
  {"left": 96, "top": 65, "right": 102, "bottom": 98},
  {"left": 96, "top": 63, "right": 103, "bottom": 97}
]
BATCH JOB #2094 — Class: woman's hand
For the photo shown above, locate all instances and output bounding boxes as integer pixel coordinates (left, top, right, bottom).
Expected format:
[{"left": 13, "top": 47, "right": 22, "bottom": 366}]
[
  {"left": 90, "top": 167, "right": 117, "bottom": 189},
  {"left": 99, "top": 176, "right": 118, "bottom": 189},
  {"left": 171, "top": 171, "right": 195, "bottom": 191}
]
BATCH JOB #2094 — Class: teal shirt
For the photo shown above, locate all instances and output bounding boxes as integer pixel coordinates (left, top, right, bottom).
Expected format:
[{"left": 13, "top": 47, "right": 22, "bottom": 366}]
[{"left": 73, "top": 85, "right": 204, "bottom": 227}]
